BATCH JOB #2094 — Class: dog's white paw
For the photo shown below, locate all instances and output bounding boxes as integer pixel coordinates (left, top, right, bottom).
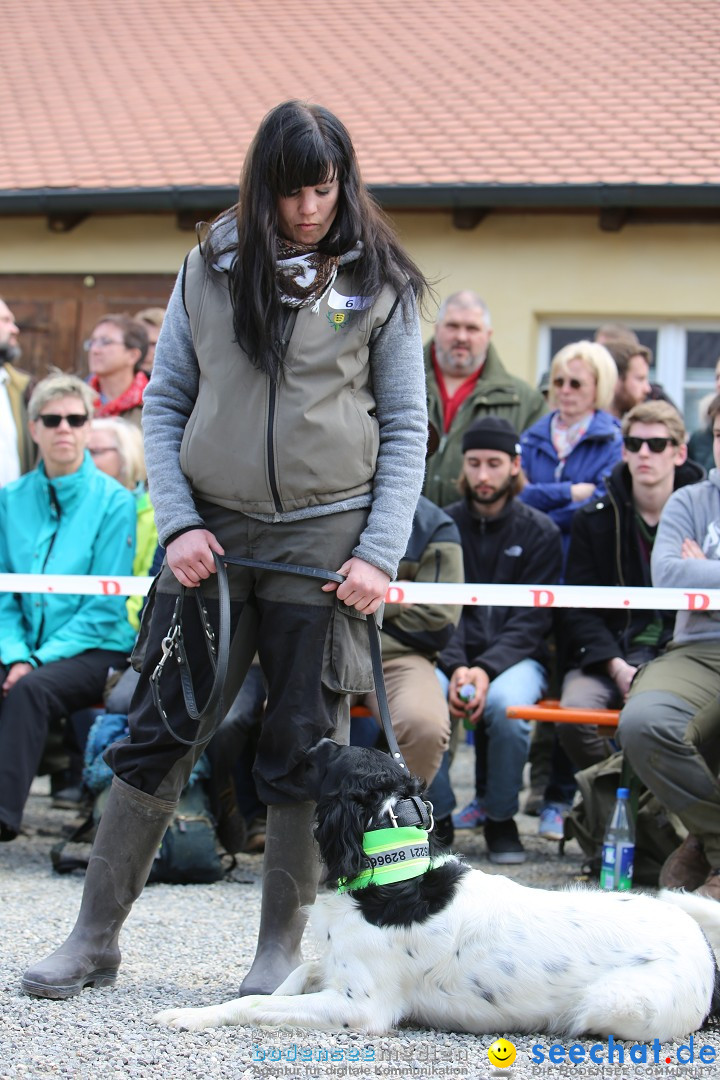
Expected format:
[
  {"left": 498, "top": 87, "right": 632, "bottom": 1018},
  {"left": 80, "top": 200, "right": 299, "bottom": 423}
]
[{"left": 155, "top": 1005, "right": 227, "bottom": 1031}]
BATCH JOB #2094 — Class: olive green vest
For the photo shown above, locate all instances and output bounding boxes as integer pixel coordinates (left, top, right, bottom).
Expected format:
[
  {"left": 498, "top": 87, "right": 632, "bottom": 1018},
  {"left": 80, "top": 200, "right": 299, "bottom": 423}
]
[{"left": 182, "top": 248, "right": 397, "bottom": 516}]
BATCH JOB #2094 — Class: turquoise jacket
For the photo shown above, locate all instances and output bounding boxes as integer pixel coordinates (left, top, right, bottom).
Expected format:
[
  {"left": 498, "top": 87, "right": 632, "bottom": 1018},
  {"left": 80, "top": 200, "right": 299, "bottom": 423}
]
[{"left": 0, "top": 453, "right": 137, "bottom": 666}]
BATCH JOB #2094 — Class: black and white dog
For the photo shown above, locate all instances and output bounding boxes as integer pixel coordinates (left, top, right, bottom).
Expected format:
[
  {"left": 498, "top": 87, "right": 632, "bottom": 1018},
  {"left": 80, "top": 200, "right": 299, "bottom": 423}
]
[{"left": 156, "top": 742, "right": 720, "bottom": 1040}]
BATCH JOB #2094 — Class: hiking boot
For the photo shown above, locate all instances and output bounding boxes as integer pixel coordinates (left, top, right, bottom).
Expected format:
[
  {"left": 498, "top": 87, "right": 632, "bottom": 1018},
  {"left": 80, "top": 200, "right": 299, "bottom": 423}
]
[
  {"left": 694, "top": 869, "right": 720, "bottom": 902},
  {"left": 452, "top": 797, "right": 486, "bottom": 830},
  {"left": 244, "top": 814, "right": 267, "bottom": 853},
  {"left": 52, "top": 785, "right": 87, "bottom": 810},
  {"left": 484, "top": 817, "right": 526, "bottom": 865},
  {"left": 659, "top": 835, "right": 710, "bottom": 891}
]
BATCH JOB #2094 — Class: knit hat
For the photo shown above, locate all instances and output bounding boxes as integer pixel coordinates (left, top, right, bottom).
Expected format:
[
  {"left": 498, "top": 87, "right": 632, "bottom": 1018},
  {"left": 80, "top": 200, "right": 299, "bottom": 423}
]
[{"left": 461, "top": 417, "right": 521, "bottom": 457}]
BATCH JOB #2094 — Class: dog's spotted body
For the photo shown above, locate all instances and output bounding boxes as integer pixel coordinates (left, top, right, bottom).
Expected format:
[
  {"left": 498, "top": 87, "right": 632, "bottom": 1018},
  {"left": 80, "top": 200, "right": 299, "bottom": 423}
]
[{"left": 156, "top": 742, "right": 720, "bottom": 1039}]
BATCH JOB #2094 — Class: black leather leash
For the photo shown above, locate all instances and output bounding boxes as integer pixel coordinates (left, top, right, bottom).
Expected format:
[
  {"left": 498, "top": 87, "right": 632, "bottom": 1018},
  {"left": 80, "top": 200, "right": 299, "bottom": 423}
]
[{"left": 149, "top": 552, "right": 409, "bottom": 772}]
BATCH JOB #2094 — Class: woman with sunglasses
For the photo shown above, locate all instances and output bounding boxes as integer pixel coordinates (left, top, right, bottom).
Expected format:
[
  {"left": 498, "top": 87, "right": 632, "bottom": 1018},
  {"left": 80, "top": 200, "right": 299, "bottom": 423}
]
[
  {"left": 0, "top": 372, "right": 137, "bottom": 840},
  {"left": 518, "top": 340, "right": 623, "bottom": 565},
  {"left": 23, "top": 101, "right": 429, "bottom": 1002}
]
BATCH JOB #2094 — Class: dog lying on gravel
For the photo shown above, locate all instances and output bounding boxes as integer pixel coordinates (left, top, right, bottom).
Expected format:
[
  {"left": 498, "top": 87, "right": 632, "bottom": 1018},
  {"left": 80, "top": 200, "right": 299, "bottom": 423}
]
[{"left": 156, "top": 741, "right": 720, "bottom": 1040}]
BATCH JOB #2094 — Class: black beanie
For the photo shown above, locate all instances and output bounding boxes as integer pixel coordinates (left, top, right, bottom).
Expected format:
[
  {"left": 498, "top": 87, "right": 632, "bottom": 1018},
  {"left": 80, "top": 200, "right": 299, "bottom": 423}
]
[{"left": 461, "top": 417, "right": 521, "bottom": 457}]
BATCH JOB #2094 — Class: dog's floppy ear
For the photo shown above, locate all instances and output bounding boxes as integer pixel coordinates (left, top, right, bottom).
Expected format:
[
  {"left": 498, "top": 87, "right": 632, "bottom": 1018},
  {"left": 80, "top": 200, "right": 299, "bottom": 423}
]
[{"left": 314, "top": 789, "right": 368, "bottom": 886}]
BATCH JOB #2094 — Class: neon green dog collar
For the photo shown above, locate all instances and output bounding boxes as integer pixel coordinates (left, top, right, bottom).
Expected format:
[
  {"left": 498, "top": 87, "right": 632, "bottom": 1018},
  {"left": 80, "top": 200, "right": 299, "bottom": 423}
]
[{"left": 338, "top": 825, "right": 431, "bottom": 893}]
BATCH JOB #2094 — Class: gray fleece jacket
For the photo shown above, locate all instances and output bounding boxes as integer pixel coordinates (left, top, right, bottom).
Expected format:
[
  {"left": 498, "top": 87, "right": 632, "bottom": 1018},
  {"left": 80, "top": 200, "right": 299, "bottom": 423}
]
[
  {"left": 143, "top": 246, "right": 427, "bottom": 580},
  {"left": 651, "top": 468, "right": 720, "bottom": 644}
]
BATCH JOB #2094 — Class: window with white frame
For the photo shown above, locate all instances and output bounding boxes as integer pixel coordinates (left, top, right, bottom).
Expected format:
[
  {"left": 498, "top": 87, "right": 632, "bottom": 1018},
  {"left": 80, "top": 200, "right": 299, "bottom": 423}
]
[{"left": 537, "top": 322, "right": 720, "bottom": 434}]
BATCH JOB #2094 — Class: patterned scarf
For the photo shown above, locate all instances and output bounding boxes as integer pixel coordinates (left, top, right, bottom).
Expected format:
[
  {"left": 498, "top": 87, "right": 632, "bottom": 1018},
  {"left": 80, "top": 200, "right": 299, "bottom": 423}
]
[
  {"left": 276, "top": 237, "right": 339, "bottom": 311},
  {"left": 550, "top": 410, "right": 594, "bottom": 481},
  {"left": 89, "top": 371, "right": 148, "bottom": 418}
]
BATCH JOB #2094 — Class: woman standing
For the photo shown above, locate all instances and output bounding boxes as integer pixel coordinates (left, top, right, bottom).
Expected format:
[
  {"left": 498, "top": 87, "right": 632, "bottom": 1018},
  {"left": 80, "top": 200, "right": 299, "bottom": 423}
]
[
  {"left": 519, "top": 341, "right": 622, "bottom": 559},
  {"left": 23, "top": 101, "right": 428, "bottom": 1000}
]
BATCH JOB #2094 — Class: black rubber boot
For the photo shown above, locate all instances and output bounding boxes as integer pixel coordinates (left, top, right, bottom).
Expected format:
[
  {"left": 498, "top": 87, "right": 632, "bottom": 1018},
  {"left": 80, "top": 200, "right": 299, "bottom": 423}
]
[
  {"left": 21, "top": 776, "right": 175, "bottom": 999},
  {"left": 238, "top": 801, "right": 320, "bottom": 996}
]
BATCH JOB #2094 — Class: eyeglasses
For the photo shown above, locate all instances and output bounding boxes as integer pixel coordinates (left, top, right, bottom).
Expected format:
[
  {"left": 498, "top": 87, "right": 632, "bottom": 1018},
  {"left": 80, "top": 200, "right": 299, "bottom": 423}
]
[
  {"left": 552, "top": 376, "right": 588, "bottom": 391},
  {"left": 83, "top": 337, "right": 124, "bottom": 350},
  {"left": 89, "top": 446, "right": 118, "bottom": 456},
  {"left": 623, "top": 436, "right": 677, "bottom": 453},
  {"left": 37, "top": 413, "right": 89, "bottom": 429}
]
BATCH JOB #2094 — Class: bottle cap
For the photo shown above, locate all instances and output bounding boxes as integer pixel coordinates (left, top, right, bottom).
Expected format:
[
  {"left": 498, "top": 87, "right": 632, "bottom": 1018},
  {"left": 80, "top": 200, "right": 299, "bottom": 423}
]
[{"left": 616, "top": 787, "right": 630, "bottom": 798}]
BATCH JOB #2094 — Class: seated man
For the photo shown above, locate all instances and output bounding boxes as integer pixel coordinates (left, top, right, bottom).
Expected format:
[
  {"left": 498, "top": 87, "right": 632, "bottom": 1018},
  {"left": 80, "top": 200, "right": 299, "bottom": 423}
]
[
  {"left": 605, "top": 340, "right": 652, "bottom": 419},
  {"left": 0, "top": 373, "right": 137, "bottom": 840},
  {"left": 353, "top": 493, "right": 463, "bottom": 786},
  {"left": 617, "top": 392, "right": 720, "bottom": 898},
  {"left": 434, "top": 417, "right": 563, "bottom": 863},
  {"left": 0, "top": 296, "right": 34, "bottom": 486},
  {"left": 559, "top": 401, "right": 702, "bottom": 770},
  {"left": 423, "top": 291, "right": 546, "bottom": 508}
]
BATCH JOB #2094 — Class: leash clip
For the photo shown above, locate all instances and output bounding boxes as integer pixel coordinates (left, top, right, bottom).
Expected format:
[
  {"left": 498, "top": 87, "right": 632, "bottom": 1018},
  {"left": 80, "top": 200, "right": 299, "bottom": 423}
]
[{"left": 160, "top": 623, "right": 179, "bottom": 662}]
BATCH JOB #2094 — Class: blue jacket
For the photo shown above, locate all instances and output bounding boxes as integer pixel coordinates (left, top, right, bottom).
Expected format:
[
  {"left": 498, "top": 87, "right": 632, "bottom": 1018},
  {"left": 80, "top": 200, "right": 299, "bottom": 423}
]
[
  {"left": 0, "top": 454, "right": 137, "bottom": 666},
  {"left": 519, "top": 409, "right": 623, "bottom": 542}
]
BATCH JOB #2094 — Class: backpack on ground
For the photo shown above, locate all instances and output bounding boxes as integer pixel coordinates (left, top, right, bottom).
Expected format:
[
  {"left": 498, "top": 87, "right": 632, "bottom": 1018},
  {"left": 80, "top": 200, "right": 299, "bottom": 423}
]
[
  {"left": 563, "top": 751, "right": 683, "bottom": 886},
  {"left": 51, "top": 713, "right": 226, "bottom": 884}
]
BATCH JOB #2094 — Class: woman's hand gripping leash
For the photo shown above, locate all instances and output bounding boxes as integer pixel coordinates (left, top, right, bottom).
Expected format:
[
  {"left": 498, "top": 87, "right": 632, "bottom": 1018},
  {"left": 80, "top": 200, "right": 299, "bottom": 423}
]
[{"left": 321, "top": 556, "right": 390, "bottom": 615}]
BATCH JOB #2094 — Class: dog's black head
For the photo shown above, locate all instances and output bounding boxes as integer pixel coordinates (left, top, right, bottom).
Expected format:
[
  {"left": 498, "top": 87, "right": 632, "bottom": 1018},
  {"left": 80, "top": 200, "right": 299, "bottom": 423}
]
[{"left": 306, "top": 740, "right": 432, "bottom": 888}]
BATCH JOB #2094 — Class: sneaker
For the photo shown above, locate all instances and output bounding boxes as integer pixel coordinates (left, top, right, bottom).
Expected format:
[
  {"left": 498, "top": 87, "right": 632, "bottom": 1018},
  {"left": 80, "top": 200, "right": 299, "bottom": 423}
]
[
  {"left": 538, "top": 803, "right": 566, "bottom": 841},
  {"left": 452, "top": 797, "right": 486, "bottom": 830},
  {"left": 484, "top": 817, "right": 526, "bottom": 865},
  {"left": 694, "top": 869, "right": 720, "bottom": 901},
  {"left": 659, "top": 835, "right": 710, "bottom": 891}
]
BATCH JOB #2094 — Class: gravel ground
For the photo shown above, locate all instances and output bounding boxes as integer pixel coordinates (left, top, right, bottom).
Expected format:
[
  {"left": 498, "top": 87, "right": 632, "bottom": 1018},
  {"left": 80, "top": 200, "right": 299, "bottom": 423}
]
[{"left": 2, "top": 740, "right": 719, "bottom": 1080}]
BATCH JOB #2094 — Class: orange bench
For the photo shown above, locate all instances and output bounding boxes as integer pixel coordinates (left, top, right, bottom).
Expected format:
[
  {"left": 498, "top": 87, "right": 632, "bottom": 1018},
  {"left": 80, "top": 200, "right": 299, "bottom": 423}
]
[{"left": 506, "top": 698, "right": 620, "bottom": 735}]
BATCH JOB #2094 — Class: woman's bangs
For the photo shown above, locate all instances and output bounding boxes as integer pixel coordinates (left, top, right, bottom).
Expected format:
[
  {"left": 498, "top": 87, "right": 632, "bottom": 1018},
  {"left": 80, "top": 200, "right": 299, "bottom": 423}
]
[{"left": 275, "top": 132, "right": 343, "bottom": 196}]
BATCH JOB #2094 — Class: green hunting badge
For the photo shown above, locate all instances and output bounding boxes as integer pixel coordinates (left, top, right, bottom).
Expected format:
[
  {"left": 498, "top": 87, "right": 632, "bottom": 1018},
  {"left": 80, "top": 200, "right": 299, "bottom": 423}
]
[{"left": 326, "top": 288, "right": 373, "bottom": 330}]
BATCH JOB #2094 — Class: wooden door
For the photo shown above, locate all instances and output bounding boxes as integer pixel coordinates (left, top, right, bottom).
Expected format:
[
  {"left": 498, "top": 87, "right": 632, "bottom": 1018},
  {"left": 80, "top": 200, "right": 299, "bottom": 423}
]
[{"left": 0, "top": 274, "right": 176, "bottom": 379}]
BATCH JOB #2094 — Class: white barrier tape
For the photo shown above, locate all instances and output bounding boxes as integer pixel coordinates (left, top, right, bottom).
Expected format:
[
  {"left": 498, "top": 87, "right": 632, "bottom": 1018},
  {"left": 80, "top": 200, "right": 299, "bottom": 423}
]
[
  {"left": 0, "top": 574, "right": 155, "bottom": 597},
  {"left": 2, "top": 573, "right": 720, "bottom": 611}
]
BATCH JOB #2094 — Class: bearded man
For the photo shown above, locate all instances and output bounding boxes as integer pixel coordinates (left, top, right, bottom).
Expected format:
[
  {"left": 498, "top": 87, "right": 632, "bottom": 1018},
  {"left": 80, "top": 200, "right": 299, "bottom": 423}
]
[{"left": 423, "top": 292, "right": 546, "bottom": 507}]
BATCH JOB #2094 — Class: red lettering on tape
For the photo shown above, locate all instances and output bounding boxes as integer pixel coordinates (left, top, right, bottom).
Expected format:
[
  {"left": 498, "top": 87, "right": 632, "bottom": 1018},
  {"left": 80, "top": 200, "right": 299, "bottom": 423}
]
[{"left": 530, "top": 589, "right": 555, "bottom": 608}]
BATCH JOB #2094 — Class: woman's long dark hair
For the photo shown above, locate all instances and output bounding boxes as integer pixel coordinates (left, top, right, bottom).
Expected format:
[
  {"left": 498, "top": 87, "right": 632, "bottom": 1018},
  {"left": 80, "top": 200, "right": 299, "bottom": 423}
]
[{"left": 202, "top": 100, "right": 429, "bottom": 382}]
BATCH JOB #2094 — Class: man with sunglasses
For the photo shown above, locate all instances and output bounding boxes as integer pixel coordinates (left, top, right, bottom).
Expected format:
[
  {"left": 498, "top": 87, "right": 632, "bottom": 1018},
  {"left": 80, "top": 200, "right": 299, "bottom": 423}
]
[
  {"left": 0, "top": 373, "right": 136, "bottom": 840},
  {"left": 557, "top": 400, "right": 701, "bottom": 771},
  {"left": 617, "top": 392, "right": 720, "bottom": 899}
]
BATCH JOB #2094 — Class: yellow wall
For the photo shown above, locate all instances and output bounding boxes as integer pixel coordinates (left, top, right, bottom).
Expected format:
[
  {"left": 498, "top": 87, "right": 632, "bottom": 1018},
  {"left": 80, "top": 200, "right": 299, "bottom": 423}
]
[
  {"left": 3, "top": 210, "right": 719, "bottom": 383},
  {"left": 393, "top": 212, "right": 720, "bottom": 379}
]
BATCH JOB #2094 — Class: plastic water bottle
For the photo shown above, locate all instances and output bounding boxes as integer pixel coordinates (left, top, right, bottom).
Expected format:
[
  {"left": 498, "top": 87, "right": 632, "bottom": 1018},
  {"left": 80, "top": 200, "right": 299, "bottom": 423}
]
[
  {"left": 458, "top": 683, "right": 476, "bottom": 730},
  {"left": 599, "top": 787, "right": 635, "bottom": 891}
]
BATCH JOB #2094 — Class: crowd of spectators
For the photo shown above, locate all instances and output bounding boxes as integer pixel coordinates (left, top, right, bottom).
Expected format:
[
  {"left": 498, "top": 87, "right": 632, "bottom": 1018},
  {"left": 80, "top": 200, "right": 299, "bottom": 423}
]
[{"left": 2, "top": 287, "right": 720, "bottom": 904}]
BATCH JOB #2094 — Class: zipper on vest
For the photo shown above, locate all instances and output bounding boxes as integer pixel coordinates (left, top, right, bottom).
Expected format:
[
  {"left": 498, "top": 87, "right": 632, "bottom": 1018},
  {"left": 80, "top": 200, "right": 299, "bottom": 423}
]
[
  {"left": 267, "top": 378, "right": 282, "bottom": 514},
  {"left": 266, "top": 314, "right": 296, "bottom": 515}
]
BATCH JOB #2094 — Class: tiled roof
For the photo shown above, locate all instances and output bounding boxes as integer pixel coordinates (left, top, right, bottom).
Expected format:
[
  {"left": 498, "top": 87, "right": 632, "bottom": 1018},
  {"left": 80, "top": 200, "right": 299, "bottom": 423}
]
[{"left": 2, "top": 0, "right": 720, "bottom": 198}]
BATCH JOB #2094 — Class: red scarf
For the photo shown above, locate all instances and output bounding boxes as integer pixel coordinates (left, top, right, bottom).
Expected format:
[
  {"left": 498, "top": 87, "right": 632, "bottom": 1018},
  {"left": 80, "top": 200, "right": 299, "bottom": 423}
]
[{"left": 90, "top": 371, "right": 148, "bottom": 418}]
